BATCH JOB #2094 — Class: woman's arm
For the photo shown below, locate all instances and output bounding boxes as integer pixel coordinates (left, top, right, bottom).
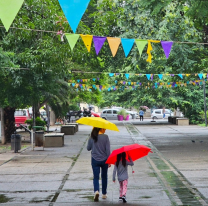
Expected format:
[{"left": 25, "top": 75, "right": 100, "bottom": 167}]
[
  {"left": 126, "top": 157, "right": 134, "bottom": 166},
  {"left": 112, "top": 165, "right": 117, "bottom": 181},
  {"left": 87, "top": 137, "right": 93, "bottom": 151},
  {"left": 106, "top": 136, "right": 111, "bottom": 157}
]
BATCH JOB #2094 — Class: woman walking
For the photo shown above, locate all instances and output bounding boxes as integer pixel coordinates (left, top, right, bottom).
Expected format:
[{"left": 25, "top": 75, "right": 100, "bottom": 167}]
[
  {"left": 112, "top": 152, "right": 134, "bottom": 203},
  {"left": 87, "top": 127, "right": 111, "bottom": 202}
]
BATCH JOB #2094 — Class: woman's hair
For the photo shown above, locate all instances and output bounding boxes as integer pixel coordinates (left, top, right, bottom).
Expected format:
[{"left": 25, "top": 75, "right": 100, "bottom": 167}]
[
  {"left": 91, "top": 127, "right": 101, "bottom": 142},
  {"left": 116, "top": 152, "right": 126, "bottom": 167}
]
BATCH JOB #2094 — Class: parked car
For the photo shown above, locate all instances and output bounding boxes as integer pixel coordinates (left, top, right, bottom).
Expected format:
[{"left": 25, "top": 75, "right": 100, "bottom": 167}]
[
  {"left": 151, "top": 109, "right": 173, "bottom": 119},
  {"left": 15, "top": 109, "right": 30, "bottom": 129},
  {"left": 101, "top": 109, "right": 132, "bottom": 120},
  {"left": 126, "top": 110, "right": 138, "bottom": 119}
]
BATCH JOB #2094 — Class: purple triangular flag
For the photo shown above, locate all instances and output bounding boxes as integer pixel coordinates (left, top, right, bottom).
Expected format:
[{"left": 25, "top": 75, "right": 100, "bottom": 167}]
[
  {"left": 161, "top": 41, "right": 173, "bottom": 59},
  {"left": 93, "top": 36, "right": 106, "bottom": 55}
]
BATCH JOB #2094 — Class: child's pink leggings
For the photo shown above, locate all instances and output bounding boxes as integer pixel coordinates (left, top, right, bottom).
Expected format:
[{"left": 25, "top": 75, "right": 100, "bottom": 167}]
[{"left": 119, "top": 179, "right": 128, "bottom": 197}]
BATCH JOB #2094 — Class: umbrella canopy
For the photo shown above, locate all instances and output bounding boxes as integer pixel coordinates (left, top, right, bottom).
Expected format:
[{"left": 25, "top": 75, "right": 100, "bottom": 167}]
[
  {"left": 106, "top": 143, "right": 152, "bottom": 164},
  {"left": 76, "top": 117, "right": 119, "bottom": 132}
]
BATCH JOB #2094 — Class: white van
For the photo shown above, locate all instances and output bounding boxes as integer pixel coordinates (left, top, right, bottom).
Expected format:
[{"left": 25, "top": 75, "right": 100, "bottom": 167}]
[{"left": 151, "top": 109, "right": 173, "bottom": 119}]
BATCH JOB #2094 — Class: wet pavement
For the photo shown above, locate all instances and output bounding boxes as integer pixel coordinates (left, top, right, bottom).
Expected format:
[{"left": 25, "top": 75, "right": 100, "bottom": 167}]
[{"left": 0, "top": 120, "right": 208, "bottom": 205}]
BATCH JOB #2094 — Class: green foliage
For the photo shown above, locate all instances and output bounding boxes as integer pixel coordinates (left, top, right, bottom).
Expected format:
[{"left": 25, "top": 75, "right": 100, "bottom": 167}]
[
  {"left": 68, "top": 104, "right": 80, "bottom": 111},
  {"left": 25, "top": 117, "right": 46, "bottom": 130},
  {"left": 99, "top": 0, "right": 208, "bottom": 123}
]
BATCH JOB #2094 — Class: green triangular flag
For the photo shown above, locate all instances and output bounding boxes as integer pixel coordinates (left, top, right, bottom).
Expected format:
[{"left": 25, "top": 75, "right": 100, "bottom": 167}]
[
  {"left": 65, "top": 33, "right": 80, "bottom": 51},
  {"left": 135, "top": 39, "right": 148, "bottom": 57},
  {"left": 0, "top": 0, "right": 24, "bottom": 32}
]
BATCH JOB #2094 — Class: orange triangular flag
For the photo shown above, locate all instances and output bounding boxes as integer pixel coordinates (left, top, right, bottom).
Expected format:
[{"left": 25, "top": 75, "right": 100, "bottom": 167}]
[
  {"left": 107, "top": 37, "right": 121, "bottom": 57},
  {"left": 80, "top": 34, "right": 93, "bottom": 52}
]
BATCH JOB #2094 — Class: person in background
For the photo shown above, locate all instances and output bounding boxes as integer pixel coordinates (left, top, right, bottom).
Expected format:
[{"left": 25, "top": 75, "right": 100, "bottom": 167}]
[
  {"left": 87, "top": 127, "right": 111, "bottom": 202},
  {"left": 163, "top": 107, "right": 166, "bottom": 119},
  {"left": 112, "top": 152, "right": 134, "bottom": 203},
  {"left": 139, "top": 108, "right": 144, "bottom": 121}
]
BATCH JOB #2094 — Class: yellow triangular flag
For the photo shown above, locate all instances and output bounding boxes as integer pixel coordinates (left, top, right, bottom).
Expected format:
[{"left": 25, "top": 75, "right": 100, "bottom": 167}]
[
  {"left": 146, "top": 40, "right": 160, "bottom": 63},
  {"left": 80, "top": 34, "right": 93, "bottom": 52},
  {"left": 107, "top": 37, "right": 121, "bottom": 57}
]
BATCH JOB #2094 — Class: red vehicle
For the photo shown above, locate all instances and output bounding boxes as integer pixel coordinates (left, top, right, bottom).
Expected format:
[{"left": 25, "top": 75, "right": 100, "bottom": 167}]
[
  {"left": 91, "top": 111, "right": 100, "bottom": 117},
  {"left": 15, "top": 109, "right": 30, "bottom": 129}
]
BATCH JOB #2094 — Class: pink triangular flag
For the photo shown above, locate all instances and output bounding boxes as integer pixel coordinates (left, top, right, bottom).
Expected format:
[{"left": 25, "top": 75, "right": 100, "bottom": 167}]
[
  {"left": 161, "top": 41, "right": 173, "bottom": 59},
  {"left": 93, "top": 36, "right": 106, "bottom": 55}
]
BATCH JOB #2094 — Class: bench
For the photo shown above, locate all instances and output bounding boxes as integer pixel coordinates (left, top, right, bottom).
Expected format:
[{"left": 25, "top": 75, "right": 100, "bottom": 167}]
[
  {"left": 61, "top": 125, "right": 76, "bottom": 135},
  {"left": 176, "top": 118, "right": 189, "bottom": 126},
  {"left": 169, "top": 116, "right": 180, "bottom": 124},
  {"left": 44, "top": 133, "right": 64, "bottom": 147},
  {"left": 65, "top": 123, "right": 79, "bottom": 132}
]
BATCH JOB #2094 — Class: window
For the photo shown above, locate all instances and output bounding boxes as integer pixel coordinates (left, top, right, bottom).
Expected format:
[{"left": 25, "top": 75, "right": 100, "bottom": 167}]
[
  {"left": 107, "top": 110, "right": 112, "bottom": 114},
  {"left": 15, "top": 110, "right": 26, "bottom": 116},
  {"left": 165, "top": 109, "right": 170, "bottom": 114},
  {"left": 113, "top": 110, "right": 117, "bottom": 114},
  {"left": 155, "top": 110, "right": 161, "bottom": 114},
  {"left": 103, "top": 111, "right": 106, "bottom": 114}
]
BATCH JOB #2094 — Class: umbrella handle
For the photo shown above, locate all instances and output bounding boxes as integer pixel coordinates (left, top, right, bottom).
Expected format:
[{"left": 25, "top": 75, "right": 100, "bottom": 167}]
[{"left": 131, "top": 166, "right": 135, "bottom": 174}]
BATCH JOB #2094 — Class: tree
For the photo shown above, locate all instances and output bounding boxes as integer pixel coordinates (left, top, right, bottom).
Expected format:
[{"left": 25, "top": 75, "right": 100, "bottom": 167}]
[{"left": 98, "top": 0, "right": 208, "bottom": 124}]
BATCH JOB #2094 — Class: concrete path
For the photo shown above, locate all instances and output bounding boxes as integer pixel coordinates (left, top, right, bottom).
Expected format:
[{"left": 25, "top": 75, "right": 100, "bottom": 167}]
[{"left": 0, "top": 121, "right": 208, "bottom": 205}]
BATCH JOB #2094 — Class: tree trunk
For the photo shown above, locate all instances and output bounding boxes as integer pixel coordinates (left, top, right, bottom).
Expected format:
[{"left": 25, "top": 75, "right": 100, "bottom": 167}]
[
  {"left": 4, "top": 107, "right": 15, "bottom": 143},
  {"left": 0, "top": 108, "right": 6, "bottom": 144}
]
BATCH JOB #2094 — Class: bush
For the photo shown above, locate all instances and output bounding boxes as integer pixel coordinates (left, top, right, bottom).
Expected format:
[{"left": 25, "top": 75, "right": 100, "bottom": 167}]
[
  {"left": 117, "top": 109, "right": 128, "bottom": 119},
  {"left": 25, "top": 117, "right": 46, "bottom": 130}
]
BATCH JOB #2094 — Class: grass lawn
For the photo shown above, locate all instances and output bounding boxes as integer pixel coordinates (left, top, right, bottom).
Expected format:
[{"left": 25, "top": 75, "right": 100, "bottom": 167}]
[
  {"left": 198, "top": 123, "right": 208, "bottom": 127},
  {"left": 0, "top": 144, "right": 29, "bottom": 153}
]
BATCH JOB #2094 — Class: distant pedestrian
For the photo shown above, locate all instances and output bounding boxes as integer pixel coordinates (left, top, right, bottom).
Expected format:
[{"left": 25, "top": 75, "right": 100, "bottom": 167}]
[
  {"left": 87, "top": 127, "right": 111, "bottom": 202},
  {"left": 139, "top": 109, "right": 144, "bottom": 121},
  {"left": 113, "top": 152, "right": 134, "bottom": 203},
  {"left": 163, "top": 107, "right": 166, "bottom": 119}
]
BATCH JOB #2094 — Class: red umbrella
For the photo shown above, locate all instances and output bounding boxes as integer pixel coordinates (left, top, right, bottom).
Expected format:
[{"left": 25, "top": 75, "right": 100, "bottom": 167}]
[{"left": 106, "top": 143, "right": 152, "bottom": 164}]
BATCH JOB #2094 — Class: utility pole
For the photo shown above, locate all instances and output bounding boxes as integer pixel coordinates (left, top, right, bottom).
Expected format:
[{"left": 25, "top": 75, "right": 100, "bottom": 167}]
[
  {"left": 0, "top": 108, "right": 5, "bottom": 144},
  {"left": 203, "top": 80, "right": 207, "bottom": 127}
]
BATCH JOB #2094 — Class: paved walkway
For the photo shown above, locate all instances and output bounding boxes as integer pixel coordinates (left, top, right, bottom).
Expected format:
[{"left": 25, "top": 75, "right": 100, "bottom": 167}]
[{"left": 0, "top": 121, "right": 208, "bottom": 205}]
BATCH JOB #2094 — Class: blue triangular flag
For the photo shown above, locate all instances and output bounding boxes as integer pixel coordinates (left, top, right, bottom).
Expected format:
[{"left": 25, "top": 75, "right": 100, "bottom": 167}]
[
  {"left": 72, "top": 83, "right": 75, "bottom": 87},
  {"left": 178, "top": 74, "right": 183, "bottom": 79},
  {"left": 121, "top": 38, "right": 135, "bottom": 57},
  {"left": 125, "top": 73, "right": 130, "bottom": 79},
  {"left": 92, "top": 78, "right": 96, "bottom": 81},
  {"left": 198, "top": 73, "right": 203, "bottom": 79},
  {"left": 115, "top": 80, "right": 118, "bottom": 84},
  {"left": 158, "top": 74, "right": 163, "bottom": 80},
  {"left": 146, "top": 74, "right": 151, "bottom": 80},
  {"left": 58, "top": 0, "right": 90, "bottom": 33},
  {"left": 109, "top": 73, "right": 114, "bottom": 77}
]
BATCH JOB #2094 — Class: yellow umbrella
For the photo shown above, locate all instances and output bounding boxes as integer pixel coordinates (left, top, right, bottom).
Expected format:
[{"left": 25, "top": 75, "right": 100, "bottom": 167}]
[{"left": 76, "top": 117, "right": 119, "bottom": 132}]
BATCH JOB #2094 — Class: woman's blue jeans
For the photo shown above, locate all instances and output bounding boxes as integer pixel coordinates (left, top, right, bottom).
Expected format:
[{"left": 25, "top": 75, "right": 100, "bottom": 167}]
[{"left": 91, "top": 157, "right": 108, "bottom": 194}]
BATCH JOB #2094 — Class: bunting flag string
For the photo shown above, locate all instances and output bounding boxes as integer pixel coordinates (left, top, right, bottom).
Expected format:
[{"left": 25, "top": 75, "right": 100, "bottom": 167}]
[
  {"left": 63, "top": 34, "right": 171, "bottom": 62},
  {"left": 68, "top": 79, "right": 207, "bottom": 92},
  {"left": 69, "top": 73, "right": 207, "bottom": 82}
]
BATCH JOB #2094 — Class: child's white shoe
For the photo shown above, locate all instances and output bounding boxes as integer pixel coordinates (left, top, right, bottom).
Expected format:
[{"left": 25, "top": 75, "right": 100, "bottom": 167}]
[
  {"left": 94, "top": 191, "right": 99, "bottom": 202},
  {"left": 102, "top": 194, "right": 107, "bottom": 199}
]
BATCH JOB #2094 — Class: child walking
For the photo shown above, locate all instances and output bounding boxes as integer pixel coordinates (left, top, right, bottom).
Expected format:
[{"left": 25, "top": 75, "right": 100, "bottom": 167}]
[{"left": 112, "top": 152, "right": 134, "bottom": 203}]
